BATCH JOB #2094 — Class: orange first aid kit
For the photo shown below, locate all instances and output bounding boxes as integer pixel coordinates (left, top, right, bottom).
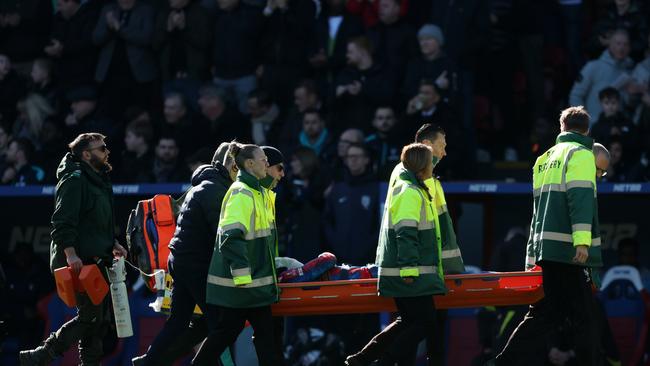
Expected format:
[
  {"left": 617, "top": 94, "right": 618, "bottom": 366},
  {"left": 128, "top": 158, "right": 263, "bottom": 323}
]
[
  {"left": 126, "top": 194, "right": 176, "bottom": 289},
  {"left": 54, "top": 265, "right": 109, "bottom": 307}
]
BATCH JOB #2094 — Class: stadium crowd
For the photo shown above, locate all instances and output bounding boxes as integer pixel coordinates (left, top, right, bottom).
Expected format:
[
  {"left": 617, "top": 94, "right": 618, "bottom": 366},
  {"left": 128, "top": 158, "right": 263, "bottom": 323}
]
[{"left": 1, "top": 0, "right": 650, "bottom": 188}]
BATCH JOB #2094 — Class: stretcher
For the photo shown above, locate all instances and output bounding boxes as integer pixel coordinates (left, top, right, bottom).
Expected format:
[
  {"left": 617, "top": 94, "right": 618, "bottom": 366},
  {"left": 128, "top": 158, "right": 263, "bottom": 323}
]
[
  {"left": 272, "top": 271, "right": 543, "bottom": 316},
  {"left": 156, "top": 271, "right": 543, "bottom": 316}
]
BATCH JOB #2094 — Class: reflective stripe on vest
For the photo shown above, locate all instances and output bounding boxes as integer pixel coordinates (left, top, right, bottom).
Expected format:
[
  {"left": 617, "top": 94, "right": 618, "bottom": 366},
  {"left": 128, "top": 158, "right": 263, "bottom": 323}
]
[
  {"left": 207, "top": 274, "right": 274, "bottom": 288},
  {"left": 379, "top": 265, "right": 438, "bottom": 277},
  {"left": 533, "top": 231, "right": 601, "bottom": 246}
]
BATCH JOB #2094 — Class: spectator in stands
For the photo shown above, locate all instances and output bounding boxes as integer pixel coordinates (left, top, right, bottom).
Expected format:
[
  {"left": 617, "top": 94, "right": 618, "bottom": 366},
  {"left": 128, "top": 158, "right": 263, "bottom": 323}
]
[
  {"left": 152, "top": 0, "right": 211, "bottom": 82},
  {"left": 346, "top": 0, "right": 408, "bottom": 29},
  {"left": 334, "top": 36, "right": 397, "bottom": 131},
  {"left": 197, "top": 84, "right": 251, "bottom": 143},
  {"left": 402, "top": 24, "right": 457, "bottom": 103},
  {"left": 430, "top": 0, "right": 489, "bottom": 157},
  {"left": 93, "top": 0, "right": 157, "bottom": 119},
  {"left": 160, "top": 92, "right": 204, "bottom": 156},
  {"left": 591, "top": 87, "right": 639, "bottom": 158},
  {"left": 12, "top": 93, "right": 55, "bottom": 151},
  {"left": 29, "top": 59, "right": 58, "bottom": 109},
  {"left": 569, "top": 29, "right": 634, "bottom": 119},
  {"left": 210, "top": 0, "right": 264, "bottom": 114},
  {"left": 285, "top": 146, "right": 330, "bottom": 263},
  {"left": 280, "top": 80, "right": 324, "bottom": 152},
  {"left": 185, "top": 147, "right": 213, "bottom": 173},
  {"left": 35, "top": 119, "right": 66, "bottom": 183},
  {"left": 311, "top": 0, "right": 364, "bottom": 80},
  {"left": 48, "top": 0, "right": 100, "bottom": 92},
  {"left": 63, "top": 86, "right": 117, "bottom": 144},
  {"left": 365, "top": 106, "right": 403, "bottom": 179},
  {"left": 0, "top": 0, "right": 53, "bottom": 63},
  {"left": 299, "top": 109, "right": 335, "bottom": 160},
  {"left": 120, "top": 119, "right": 154, "bottom": 183},
  {"left": 588, "top": 0, "right": 647, "bottom": 61},
  {"left": 604, "top": 138, "right": 644, "bottom": 182},
  {"left": 0, "top": 125, "right": 9, "bottom": 167},
  {"left": 257, "top": 0, "right": 316, "bottom": 105},
  {"left": 331, "top": 128, "right": 365, "bottom": 181},
  {"left": 247, "top": 89, "right": 281, "bottom": 146},
  {"left": 1, "top": 138, "right": 44, "bottom": 185},
  {"left": 323, "top": 143, "right": 378, "bottom": 265},
  {"left": 0, "top": 54, "right": 27, "bottom": 129},
  {"left": 152, "top": 136, "right": 190, "bottom": 183},
  {"left": 366, "top": 0, "right": 417, "bottom": 80}
]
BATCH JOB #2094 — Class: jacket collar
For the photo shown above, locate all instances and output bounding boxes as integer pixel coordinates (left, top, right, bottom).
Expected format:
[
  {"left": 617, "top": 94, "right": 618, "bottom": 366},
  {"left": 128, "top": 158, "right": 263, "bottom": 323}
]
[
  {"left": 237, "top": 170, "right": 262, "bottom": 192},
  {"left": 556, "top": 131, "right": 594, "bottom": 149},
  {"left": 397, "top": 166, "right": 420, "bottom": 186}
]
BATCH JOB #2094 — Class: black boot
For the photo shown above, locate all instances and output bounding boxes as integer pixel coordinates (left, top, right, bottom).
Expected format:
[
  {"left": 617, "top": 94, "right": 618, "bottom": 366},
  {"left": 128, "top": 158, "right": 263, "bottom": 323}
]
[{"left": 19, "top": 333, "right": 60, "bottom": 366}]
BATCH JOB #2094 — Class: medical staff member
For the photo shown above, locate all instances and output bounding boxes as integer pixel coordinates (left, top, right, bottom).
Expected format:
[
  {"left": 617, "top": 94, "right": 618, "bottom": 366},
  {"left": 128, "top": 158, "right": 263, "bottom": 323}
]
[
  {"left": 192, "top": 144, "right": 281, "bottom": 366},
  {"left": 370, "top": 143, "right": 447, "bottom": 366}
]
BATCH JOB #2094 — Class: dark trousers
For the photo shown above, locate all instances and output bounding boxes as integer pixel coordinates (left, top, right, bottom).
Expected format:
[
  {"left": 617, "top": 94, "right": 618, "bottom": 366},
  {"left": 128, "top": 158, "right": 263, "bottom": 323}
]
[
  {"left": 495, "top": 261, "right": 601, "bottom": 366},
  {"left": 143, "top": 260, "right": 216, "bottom": 366},
  {"left": 192, "top": 304, "right": 280, "bottom": 366},
  {"left": 355, "top": 295, "right": 438, "bottom": 366},
  {"left": 51, "top": 293, "right": 111, "bottom": 365}
]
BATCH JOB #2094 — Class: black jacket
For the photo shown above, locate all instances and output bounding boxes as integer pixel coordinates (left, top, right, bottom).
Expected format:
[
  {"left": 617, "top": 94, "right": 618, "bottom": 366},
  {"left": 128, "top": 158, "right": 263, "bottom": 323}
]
[
  {"left": 168, "top": 163, "right": 232, "bottom": 266},
  {"left": 211, "top": 2, "right": 264, "bottom": 78}
]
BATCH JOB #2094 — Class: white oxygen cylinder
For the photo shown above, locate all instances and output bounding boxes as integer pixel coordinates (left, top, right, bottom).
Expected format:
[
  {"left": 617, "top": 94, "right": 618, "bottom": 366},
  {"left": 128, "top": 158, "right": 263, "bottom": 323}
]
[{"left": 106, "top": 257, "right": 133, "bottom": 338}]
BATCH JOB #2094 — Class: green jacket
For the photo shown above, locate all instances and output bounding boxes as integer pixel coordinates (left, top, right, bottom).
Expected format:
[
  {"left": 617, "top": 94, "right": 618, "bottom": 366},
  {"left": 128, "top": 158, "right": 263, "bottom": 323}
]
[
  {"left": 206, "top": 171, "right": 278, "bottom": 308},
  {"left": 50, "top": 153, "right": 115, "bottom": 272},
  {"left": 526, "top": 132, "right": 602, "bottom": 269},
  {"left": 377, "top": 168, "right": 447, "bottom": 297},
  {"left": 388, "top": 162, "right": 465, "bottom": 274}
]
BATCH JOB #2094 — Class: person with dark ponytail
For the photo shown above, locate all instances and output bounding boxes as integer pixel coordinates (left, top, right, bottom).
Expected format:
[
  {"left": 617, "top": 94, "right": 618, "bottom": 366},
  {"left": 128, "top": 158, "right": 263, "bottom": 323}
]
[
  {"left": 193, "top": 144, "right": 284, "bottom": 366},
  {"left": 349, "top": 143, "right": 447, "bottom": 366}
]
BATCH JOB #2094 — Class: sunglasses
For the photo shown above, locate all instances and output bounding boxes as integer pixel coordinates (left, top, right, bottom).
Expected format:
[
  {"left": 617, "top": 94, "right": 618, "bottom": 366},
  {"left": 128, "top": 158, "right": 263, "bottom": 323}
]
[{"left": 86, "top": 145, "right": 108, "bottom": 153}]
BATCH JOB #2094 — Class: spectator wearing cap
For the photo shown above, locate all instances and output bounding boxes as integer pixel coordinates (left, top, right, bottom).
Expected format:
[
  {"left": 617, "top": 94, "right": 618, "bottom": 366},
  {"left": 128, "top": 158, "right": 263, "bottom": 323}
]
[
  {"left": 152, "top": 135, "right": 190, "bottom": 183},
  {"left": 152, "top": 0, "right": 212, "bottom": 82},
  {"left": 366, "top": 0, "right": 418, "bottom": 81},
  {"left": 0, "top": 54, "right": 28, "bottom": 129},
  {"left": 333, "top": 36, "right": 397, "bottom": 131},
  {"left": 119, "top": 119, "right": 155, "bottom": 183},
  {"left": 47, "top": 0, "right": 101, "bottom": 92},
  {"left": 1, "top": 138, "right": 45, "bottom": 185},
  {"left": 210, "top": 0, "right": 264, "bottom": 114},
  {"left": 197, "top": 85, "right": 251, "bottom": 143},
  {"left": 62, "top": 86, "right": 117, "bottom": 144},
  {"left": 93, "top": 0, "right": 157, "bottom": 118},
  {"left": 402, "top": 24, "right": 457, "bottom": 103}
]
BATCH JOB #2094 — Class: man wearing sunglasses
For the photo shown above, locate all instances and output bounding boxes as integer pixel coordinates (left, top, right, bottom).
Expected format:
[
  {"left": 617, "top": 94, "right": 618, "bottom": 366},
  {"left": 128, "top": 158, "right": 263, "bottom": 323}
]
[
  {"left": 594, "top": 142, "right": 610, "bottom": 180},
  {"left": 20, "top": 133, "right": 127, "bottom": 366}
]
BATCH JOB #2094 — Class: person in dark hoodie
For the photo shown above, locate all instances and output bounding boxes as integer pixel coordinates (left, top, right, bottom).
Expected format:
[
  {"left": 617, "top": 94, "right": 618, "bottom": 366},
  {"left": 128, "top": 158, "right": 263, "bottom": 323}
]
[
  {"left": 132, "top": 141, "right": 238, "bottom": 366},
  {"left": 19, "top": 132, "right": 128, "bottom": 365}
]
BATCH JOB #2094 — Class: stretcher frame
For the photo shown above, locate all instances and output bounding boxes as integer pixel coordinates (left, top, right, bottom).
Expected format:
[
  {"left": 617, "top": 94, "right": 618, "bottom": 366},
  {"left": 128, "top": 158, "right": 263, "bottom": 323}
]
[{"left": 271, "top": 271, "right": 543, "bottom": 316}]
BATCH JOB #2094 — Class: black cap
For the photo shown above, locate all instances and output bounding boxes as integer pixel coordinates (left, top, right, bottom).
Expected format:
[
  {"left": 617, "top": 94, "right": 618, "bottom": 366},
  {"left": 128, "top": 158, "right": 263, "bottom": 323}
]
[
  {"left": 66, "top": 85, "right": 98, "bottom": 102},
  {"left": 261, "top": 146, "right": 284, "bottom": 166}
]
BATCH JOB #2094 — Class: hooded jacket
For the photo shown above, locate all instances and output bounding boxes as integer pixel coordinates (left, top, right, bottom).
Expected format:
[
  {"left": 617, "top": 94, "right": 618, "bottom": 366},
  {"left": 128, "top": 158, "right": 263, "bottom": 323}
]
[
  {"left": 569, "top": 49, "right": 633, "bottom": 118},
  {"left": 50, "top": 153, "right": 115, "bottom": 271},
  {"left": 168, "top": 163, "right": 232, "bottom": 266}
]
